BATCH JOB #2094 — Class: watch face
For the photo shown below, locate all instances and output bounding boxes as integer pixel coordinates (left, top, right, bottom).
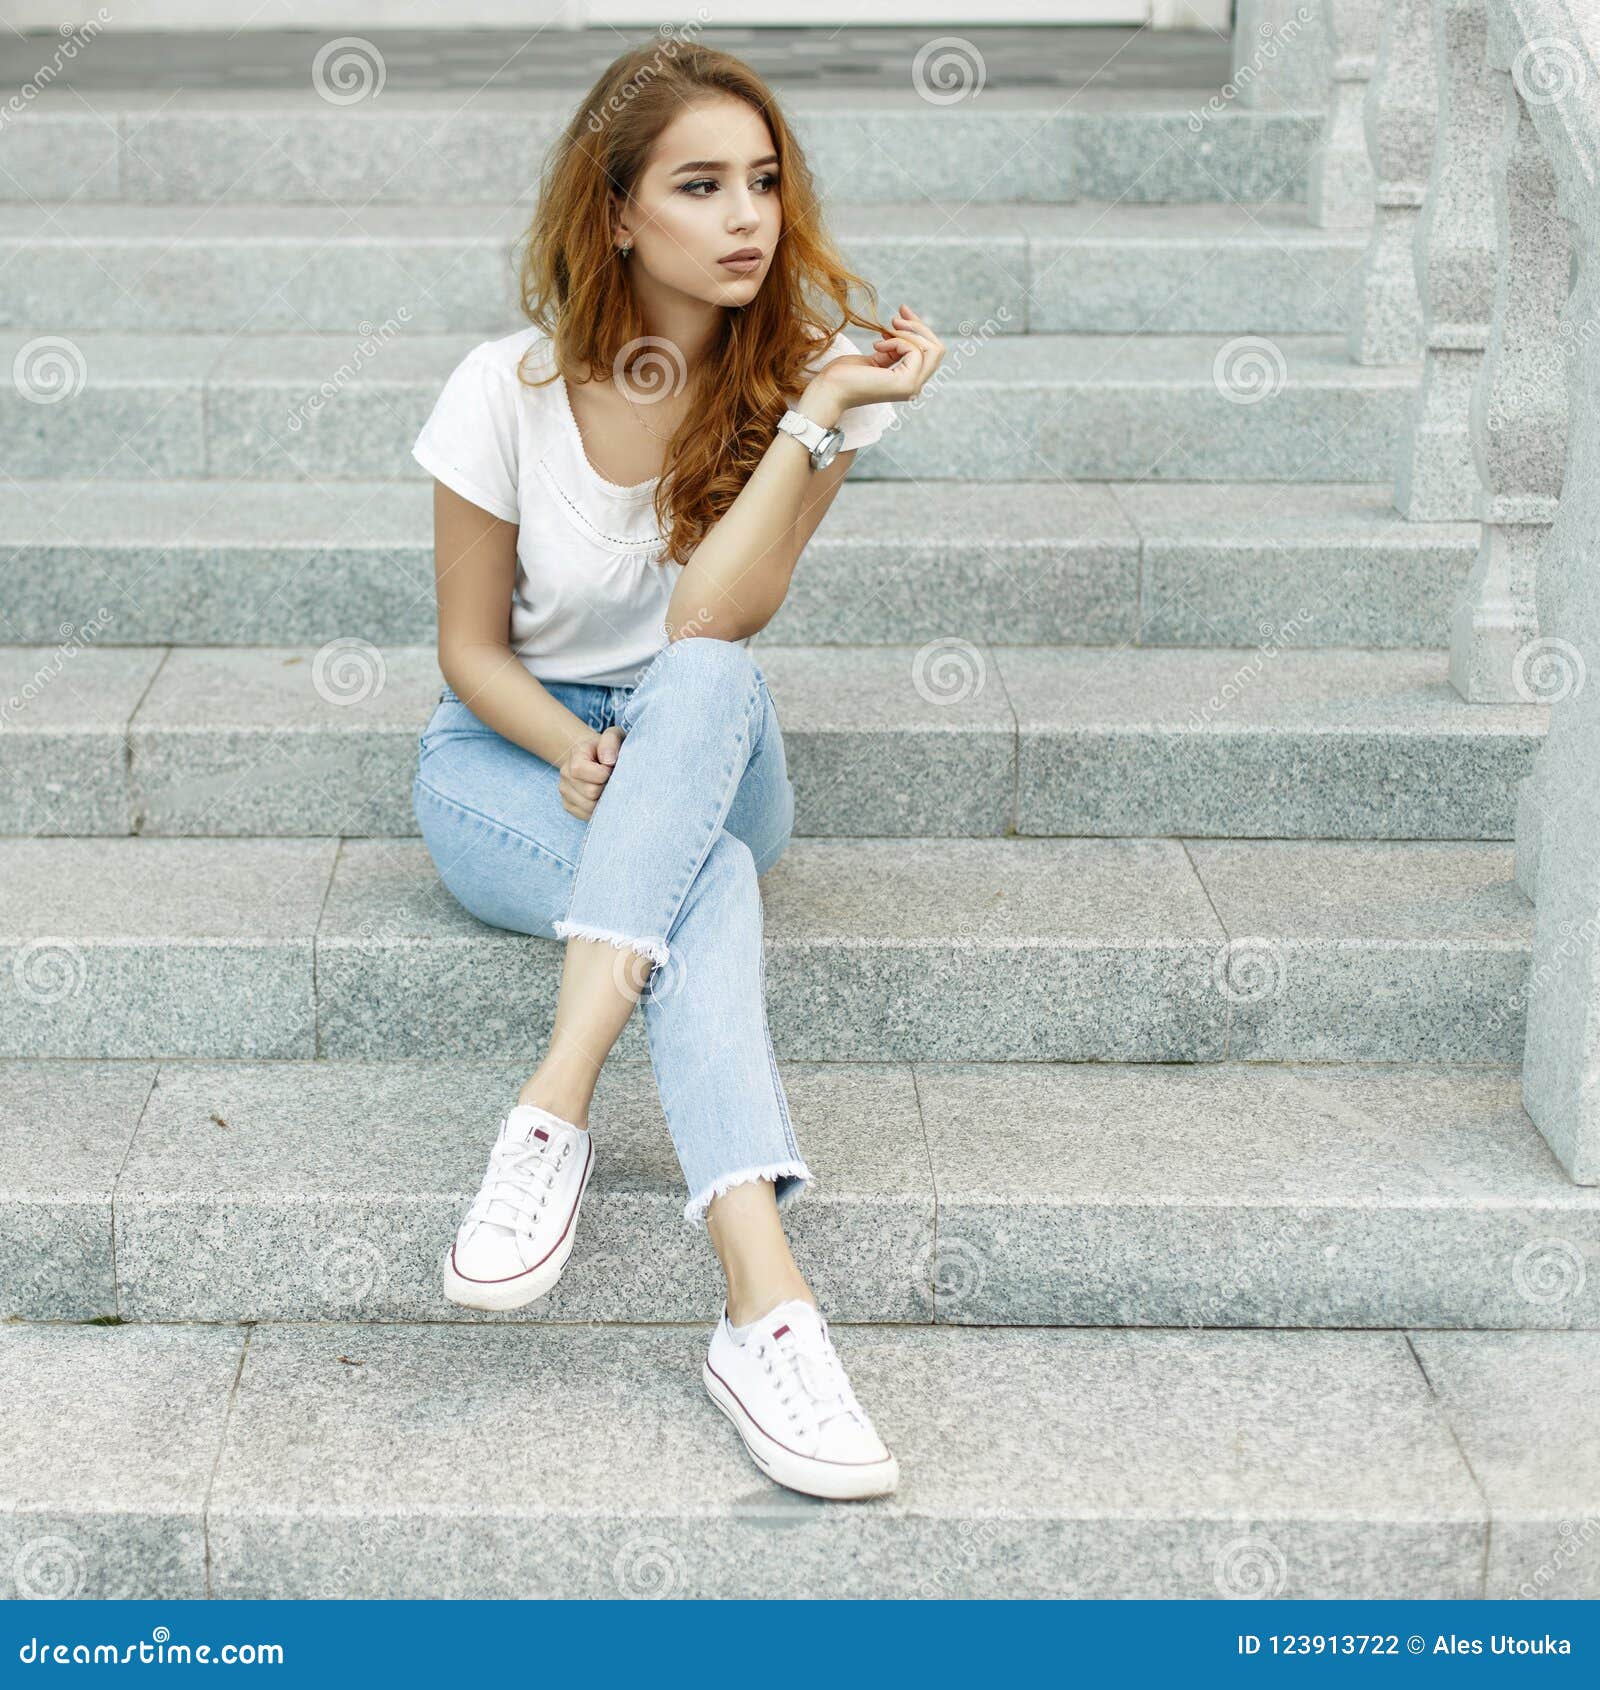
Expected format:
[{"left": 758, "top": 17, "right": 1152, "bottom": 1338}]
[{"left": 816, "top": 430, "right": 841, "bottom": 469}]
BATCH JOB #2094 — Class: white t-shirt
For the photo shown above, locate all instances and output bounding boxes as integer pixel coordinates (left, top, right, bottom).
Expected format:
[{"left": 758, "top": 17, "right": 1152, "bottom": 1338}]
[{"left": 411, "top": 323, "right": 897, "bottom": 687}]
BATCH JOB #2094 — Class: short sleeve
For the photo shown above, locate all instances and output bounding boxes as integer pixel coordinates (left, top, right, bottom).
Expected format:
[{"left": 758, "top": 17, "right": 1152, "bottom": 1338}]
[
  {"left": 835, "top": 395, "right": 897, "bottom": 453},
  {"left": 411, "top": 347, "right": 522, "bottom": 523}
]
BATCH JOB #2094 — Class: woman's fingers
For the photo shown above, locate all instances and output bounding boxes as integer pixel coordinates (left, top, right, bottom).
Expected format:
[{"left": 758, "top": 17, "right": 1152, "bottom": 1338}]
[
  {"left": 561, "top": 784, "right": 598, "bottom": 820},
  {"left": 566, "top": 745, "right": 613, "bottom": 782},
  {"left": 558, "top": 726, "right": 628, "bottom": 818},
  {"left": 892, "top": 307, "right": 944, "bottom": 357}
]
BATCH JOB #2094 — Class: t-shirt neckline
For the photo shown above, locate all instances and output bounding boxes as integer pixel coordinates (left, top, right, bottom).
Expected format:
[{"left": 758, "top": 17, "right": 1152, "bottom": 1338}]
[{"left": 556, "top": 370, "right": 662, "bottom": 501}]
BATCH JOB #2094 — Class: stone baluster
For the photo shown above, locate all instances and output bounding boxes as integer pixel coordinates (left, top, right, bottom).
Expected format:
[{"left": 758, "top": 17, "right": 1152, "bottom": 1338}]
[
  {"left": 1349, "top": 0, "right": 1439, "bottom": 363},
  {"left": 1448, "top": 13, "right": 1568, "bottom": 708},
  {"left": 1307, "top": 0, "right": 1382, "bottom": 225},
  {"left": 1394, "top": 0, "right": 1499, "bottom": 519}
]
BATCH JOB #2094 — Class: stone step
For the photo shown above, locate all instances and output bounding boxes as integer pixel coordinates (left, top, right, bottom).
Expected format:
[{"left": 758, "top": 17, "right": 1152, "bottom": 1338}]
[
  {"left": 0, "top": 643, "right": 1543, "bottom": 841},
  {"left": 0, "top": 835, "right": 1531, "bottom": 1062},
  {"left": 5, "top": 94, "right": 1322, "bottom": 209},
  {"left": 4, "top": 1315, "right": 1592, "bottom": 1598},
  {"left": 8, "top": 1055, "right": 1595, "bottom": 1332},
  {"left": 1026, "top": 202, "right": 1365, "bottom": 333},
  {"left": 0, "top": 201, "right": 1363, "bottom": 337},
  {"left": 0, "top": 332, "right": 1416, "bottom": 483},
  {"left": 0, "top": 480, "right": 1477, "bottom": 652}
]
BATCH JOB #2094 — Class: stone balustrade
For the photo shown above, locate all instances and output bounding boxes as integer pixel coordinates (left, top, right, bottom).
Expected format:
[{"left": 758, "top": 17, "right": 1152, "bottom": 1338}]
[{"left": 1348, "top": 0, "right": 1600, "bottom": 1181}]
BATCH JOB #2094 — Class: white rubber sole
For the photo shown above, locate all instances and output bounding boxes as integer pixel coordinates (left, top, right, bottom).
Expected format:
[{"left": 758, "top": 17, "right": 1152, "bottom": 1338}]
[
  {"left": 702, "top": 1357, "right": 900, "bottom": 1501},
  {"left": 441, "top": 1138, "right": 594, "bottom": 1312}
]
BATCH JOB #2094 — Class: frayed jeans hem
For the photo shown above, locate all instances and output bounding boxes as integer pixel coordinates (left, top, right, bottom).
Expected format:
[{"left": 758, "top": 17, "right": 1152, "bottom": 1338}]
[
  {"left": 682, "top": 1159, "right": 812, "bottom": 1231},
  {"left": 552, "top": 918, "right": 670, "bottom": 970}
]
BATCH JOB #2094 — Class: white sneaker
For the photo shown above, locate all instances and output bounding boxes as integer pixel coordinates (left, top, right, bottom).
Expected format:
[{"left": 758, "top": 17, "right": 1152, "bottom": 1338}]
[
  {"left": 442, "top": 1102, "right": 594, "bottom": 1311},
  {"left": 702, "top": 1296, "right": 899, "bottom": 1500}
]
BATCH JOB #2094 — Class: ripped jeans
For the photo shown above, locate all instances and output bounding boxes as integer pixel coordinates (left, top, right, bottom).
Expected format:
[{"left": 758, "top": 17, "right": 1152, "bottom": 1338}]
[{"left": 411, "top": 636, "right": 809, "bottom": 1230}]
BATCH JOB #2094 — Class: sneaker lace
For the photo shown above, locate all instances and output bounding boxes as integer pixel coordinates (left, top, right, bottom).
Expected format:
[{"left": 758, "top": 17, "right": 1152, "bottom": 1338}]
[
  {"left": 466, "top": 1135, "right": 570, "bottom": 1236},
  {"left": 757, "top": 1321, "right": 868, "bottom": 1438}
]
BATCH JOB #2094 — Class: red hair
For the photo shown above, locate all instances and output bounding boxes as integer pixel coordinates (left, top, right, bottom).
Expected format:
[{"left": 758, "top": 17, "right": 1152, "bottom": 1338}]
[{"left": 515, "top": 38, "right": 887, "bottom": 567}]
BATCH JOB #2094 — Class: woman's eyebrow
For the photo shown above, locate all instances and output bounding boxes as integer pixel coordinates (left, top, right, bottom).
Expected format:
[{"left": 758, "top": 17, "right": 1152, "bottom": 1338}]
[{"left": 669, "top": 154, "right": 780, "bottom": 174}]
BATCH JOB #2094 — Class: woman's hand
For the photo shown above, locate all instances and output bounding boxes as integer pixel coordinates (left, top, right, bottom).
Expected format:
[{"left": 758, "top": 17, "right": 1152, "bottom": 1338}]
[
  {"left": 558, "top": 726, "right": 625, "bottom": 820},
  {"left": 808, "top": 304, "right": 946, "bottom": 410}
]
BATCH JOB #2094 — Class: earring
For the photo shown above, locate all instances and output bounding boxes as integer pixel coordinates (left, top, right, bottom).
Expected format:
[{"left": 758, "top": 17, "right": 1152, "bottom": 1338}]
[{"left": 619, "top": 242, "right": 632, "bottom": 258}]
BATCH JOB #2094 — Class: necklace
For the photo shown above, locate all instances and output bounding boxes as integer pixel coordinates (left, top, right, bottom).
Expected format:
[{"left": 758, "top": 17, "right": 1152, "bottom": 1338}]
[{"left": 616, "top": 363, "right": 696, "bottom": 442}]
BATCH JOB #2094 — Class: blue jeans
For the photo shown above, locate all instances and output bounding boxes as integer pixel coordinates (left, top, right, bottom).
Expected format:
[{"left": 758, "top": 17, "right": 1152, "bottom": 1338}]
[{"left": 411, "top": 636, "right": 809, "bottom": 1230}]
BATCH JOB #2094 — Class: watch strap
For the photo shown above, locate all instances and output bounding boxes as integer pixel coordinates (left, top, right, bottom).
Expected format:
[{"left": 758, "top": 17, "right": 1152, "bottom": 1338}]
[{"left": 778, "top": 406, "right": 843, "bottom": 467}]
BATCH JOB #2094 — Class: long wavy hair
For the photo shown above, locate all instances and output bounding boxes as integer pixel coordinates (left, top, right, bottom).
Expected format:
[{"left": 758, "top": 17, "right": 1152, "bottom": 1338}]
[{"left": 515, "top": 39, "right": 887, "bottom": 567}]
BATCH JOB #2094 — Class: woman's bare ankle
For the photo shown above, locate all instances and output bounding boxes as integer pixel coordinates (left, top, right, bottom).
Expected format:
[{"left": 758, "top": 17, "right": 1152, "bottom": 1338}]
[
  {"left": 516, "top": 1072, "right": 592, "bottom": 1130},
  {"left": 725, "top": 1280, "right": 815, "bottom": 1327}
]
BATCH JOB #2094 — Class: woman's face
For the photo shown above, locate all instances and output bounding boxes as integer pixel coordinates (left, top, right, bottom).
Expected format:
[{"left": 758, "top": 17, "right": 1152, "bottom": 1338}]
[{"left": 615, "top": 96, "right": 782, "bottom": 307}]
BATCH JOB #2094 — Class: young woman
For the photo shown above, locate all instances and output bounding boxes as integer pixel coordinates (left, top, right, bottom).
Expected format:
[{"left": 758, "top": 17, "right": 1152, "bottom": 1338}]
[{"left": 408, "top": 40, "right": 944, "bottom": 1503}]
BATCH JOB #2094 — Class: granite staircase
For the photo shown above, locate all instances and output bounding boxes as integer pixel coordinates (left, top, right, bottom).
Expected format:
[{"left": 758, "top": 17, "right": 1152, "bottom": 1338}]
[{"left": 0, "top": 26, "right": 1594, "bottom": 1601}]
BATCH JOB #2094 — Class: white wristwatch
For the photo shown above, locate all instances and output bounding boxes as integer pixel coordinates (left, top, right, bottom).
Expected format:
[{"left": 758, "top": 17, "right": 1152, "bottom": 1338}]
[{"left": 777, "top": 406, "right": 845, "bottom": 471}]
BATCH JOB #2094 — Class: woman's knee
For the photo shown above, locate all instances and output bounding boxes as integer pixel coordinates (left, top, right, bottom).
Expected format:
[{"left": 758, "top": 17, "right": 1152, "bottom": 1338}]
[
  {"left": 748, "top": 781, "right": 794, "bottom": 876},
  {"left": 638, "top": 635, "right": 762, "bottom": 716}
]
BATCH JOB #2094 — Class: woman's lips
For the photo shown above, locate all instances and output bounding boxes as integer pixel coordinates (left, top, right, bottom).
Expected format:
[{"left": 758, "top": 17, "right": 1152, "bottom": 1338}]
[{"left": 718, "top": 255, "right": 761, "bottom": 272}]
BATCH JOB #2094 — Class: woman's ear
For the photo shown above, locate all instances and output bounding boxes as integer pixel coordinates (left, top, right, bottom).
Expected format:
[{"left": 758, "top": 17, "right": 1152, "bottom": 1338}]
[{"left": 608, "top": 190, "right": 633, "bottom": 256}]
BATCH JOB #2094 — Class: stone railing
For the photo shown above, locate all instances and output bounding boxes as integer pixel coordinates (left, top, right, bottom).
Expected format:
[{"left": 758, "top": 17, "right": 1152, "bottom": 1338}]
[
  {"left": 1231, "top": 2, "right": 1600, "bottom": 1179},
  {"left": 1336, "top": 0, "right": 1600, "bottom": 1184}
]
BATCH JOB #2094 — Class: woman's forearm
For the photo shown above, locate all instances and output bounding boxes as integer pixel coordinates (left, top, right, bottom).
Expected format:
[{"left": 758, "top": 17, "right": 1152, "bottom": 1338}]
[
  {"left": 664, "top": 379, "right": 845, "bottom": 643},
  {"left": 441, "top": 640, "right": 595, "bottom": 769}
]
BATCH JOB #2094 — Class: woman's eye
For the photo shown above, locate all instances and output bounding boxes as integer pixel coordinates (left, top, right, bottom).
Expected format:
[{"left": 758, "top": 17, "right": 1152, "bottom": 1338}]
[{"left": 681, "top": 174, "right": 780, "bottom": 196}]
